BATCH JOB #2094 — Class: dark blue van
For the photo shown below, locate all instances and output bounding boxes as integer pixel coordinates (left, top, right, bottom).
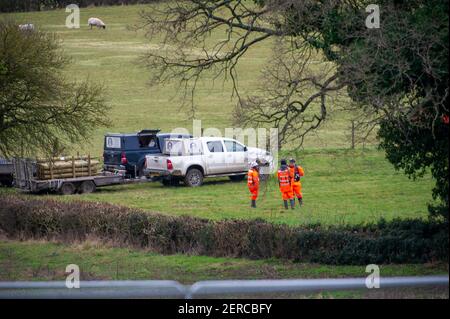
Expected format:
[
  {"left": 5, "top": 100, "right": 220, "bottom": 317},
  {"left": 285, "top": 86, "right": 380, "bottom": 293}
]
[{"left": 103, "top": 130, "right": 191, "bottom": 177}]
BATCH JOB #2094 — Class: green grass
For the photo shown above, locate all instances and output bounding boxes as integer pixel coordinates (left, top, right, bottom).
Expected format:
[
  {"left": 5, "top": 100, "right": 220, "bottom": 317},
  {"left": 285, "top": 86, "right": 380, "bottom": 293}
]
[
  {"left": 2, "top": 148, "right": 435, "bottom": 226},
  {"left": 1, "top": 5, "right": 444, "bottom": 294},
  {"left": 0, "top": 5, "right": 436, "bottom": 225},
  {"left": 1, "top": 240, "right": 446, "bottom": 281},
  {"left": 1, "top": 4, "right": 372, "bottom": 155},
  {"left": 1, "top": 240, "right": 447, "bottom": 298}
]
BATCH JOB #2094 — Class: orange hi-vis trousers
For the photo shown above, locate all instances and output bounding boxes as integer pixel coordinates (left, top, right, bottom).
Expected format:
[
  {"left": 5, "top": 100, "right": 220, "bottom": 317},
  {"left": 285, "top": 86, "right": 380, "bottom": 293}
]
[
  {"left": 292, "top": 182, "right": 302, "bottom": 199},
  {"left": 248, "top": 186, "right": 258, "bottom": 200},
  {"left": 280, "top": 188, "right": 294, "bottom": 200}
]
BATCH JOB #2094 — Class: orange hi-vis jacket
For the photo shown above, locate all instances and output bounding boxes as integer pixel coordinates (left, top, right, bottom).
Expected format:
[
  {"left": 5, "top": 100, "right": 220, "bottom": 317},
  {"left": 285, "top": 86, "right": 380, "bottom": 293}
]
[
  {"left": 277, "top": 168, "right": 291, "bottom": 190},
  {"left": 289, "top": 165, "right": 304, "bottom": 186},
  {"left": 277, "top": 168, "right": 293, "bottom": 200},
  {"left": 247, "top": 168, "right": 259, "bottom": 200}
]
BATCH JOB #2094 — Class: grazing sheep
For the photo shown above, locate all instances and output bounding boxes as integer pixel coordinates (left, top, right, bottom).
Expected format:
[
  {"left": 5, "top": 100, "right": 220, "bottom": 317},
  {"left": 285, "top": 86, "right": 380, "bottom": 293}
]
[
  {"left": 88, "top": 18, "right": 106, "bottom": 29},
  {"left": 18, "top": 24, "right": 35, "bottom": 31}
]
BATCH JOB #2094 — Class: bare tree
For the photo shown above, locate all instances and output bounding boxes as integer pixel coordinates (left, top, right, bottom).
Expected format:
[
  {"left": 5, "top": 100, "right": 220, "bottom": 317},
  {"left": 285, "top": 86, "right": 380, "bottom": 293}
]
[
  {"left": 233, "top": 42, "right": 346, "bottom": 148},
  {"left": 138, "top": 0, "right": 355, "bottom": 147},
  {"left": 138, "top": 0, "right": 448, "bottom": 154}
]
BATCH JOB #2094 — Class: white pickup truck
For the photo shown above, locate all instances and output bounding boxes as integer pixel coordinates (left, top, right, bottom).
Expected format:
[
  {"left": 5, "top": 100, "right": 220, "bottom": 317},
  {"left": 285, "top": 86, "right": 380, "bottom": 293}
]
[{"left": 144, "top": 137, "right": 273, "bottom": 186}]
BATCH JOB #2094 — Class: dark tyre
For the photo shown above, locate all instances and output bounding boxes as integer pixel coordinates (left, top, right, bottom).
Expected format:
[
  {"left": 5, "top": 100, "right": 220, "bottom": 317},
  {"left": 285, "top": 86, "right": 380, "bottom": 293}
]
[
  {"left": 60, "top": 182, "right": 75, "bottom": 195},
  {"left": 0, "top": 175, "right": 13, "bottom": 187},
  {"left": 184, "top": 168, "right": 203, "bottom": 187},
  {"left": 134, "top": 162, "right": 146, "bottom": 179},
  {"left": 79, "top": 180, "right": 96, "bottom": 194},
  {"left": 137, "top": 165, "right": 145, "bottom": 178},
  {"left": 229, "top": 174, "right": 246, "bottom": 182},
  {"left": 161, "top": 177, "right": 180, "bottom": 186}
]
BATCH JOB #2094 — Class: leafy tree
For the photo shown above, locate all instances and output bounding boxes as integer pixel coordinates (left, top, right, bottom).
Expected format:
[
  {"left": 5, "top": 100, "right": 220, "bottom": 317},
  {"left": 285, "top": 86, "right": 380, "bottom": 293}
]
[
  {"left": 286, "top": 0, "right": 449, "bottom": 217},
  {"left": 0, "top": 20, "right": 109, "bottom": 157},
  {"left": 139, "top": 0, "right": 448, "bottom": 218}
]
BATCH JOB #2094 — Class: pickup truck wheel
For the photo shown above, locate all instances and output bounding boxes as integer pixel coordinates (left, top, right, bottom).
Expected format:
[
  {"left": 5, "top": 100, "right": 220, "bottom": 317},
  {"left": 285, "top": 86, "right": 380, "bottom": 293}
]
[
  {"left": 60, "top": 182, "right": 75, "bottom": 195},
  {"left": 80, "top": 181, "right": 96, "bottom": 194},
  {"left": 184, "top": 168, "right": 203, "bottom": 187},
  {"left": 229, "top": 174, "right": 246, "bottom": 182}
]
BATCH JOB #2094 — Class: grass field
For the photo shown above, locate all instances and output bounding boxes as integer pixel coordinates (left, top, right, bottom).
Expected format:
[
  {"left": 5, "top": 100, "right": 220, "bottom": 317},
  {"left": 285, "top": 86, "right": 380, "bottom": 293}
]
[
  {"left": 0, "top": 240, "right": 448, "bottom": 298},
  {"left": 0, "top": 148, "right": 435, "bottom": 226},
  {"left": 1, "top": 4, "right": 435, "bottom": 226},
  {"left": 2, "top": 4, "right": 371, "bottom": 154},
  {"left": 1, "top": 4, "right": 446, "bottom": 289}
]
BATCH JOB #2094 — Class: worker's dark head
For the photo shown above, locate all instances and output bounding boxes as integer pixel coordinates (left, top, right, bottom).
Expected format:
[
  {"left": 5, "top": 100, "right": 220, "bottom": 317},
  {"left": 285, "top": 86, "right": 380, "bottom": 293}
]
[
  {"left": 289, "top": 158, "right": 296, "bottom": 167},
  {"left": 280, "top": 159, "right": 287, "bottom": 166}
]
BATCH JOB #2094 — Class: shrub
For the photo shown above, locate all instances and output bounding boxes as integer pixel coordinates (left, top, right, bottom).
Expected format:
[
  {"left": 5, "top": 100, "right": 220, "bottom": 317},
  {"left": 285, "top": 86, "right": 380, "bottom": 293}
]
[{"left": 0, "top": 195, "right": 447, "bottom": 265}]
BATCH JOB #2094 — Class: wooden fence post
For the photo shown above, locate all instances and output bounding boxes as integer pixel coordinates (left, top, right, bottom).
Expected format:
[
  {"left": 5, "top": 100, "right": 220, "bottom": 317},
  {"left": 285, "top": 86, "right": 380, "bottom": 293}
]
[
  {"left": 88, "top": 154, "right": 91, "bottom": 176},
  {"left": 72, "top": 156, "right": 75, "bottom": 178},
  {"left": 351, "top": 120, "right": 355, "bottom": 149}
]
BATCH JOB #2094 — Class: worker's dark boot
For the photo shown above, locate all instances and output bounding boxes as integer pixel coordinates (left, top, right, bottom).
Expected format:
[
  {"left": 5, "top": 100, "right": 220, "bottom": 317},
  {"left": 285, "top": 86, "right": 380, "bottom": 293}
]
[
  {"left": 298, "top": 197, "right": 303, "bottom": 206},
  {"left": 283, "top": 200, "right": 288, "bottom": 209},
  {"left": 251, "top": 200, "right": 256, "bottom": 208},
  {"left": 290, "top": 199, "right": 295, "bottom": 209}
]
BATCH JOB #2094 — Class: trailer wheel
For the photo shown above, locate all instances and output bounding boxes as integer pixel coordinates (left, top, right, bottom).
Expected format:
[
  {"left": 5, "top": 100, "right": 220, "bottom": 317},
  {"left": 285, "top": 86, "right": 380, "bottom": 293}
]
[
  {"left": 184, "top": 168, "right": 203, "bottom": 187},
  {"left": 80, "top": 181, "right": 96, "bottom": 194},
  {"left": 60, "top": 182, "right": 75, "bottom": 195}
]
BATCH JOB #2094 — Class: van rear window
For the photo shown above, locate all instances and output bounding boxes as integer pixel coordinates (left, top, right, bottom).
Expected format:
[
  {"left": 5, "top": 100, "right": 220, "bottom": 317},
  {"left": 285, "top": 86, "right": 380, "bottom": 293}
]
[{"left": 105, "top": 136, "right": 121, "bottom": 149}]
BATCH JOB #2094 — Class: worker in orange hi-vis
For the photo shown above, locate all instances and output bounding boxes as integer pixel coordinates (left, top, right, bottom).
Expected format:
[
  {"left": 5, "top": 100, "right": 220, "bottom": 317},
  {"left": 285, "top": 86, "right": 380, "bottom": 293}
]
[
  {"left": 288, "top": 158, "right": 305, "bottom": 206},
  {"left": 247, "top": 161, "right": 260, "bottom": 208},
  {"left": 277, "top": 159, "right": 295, "bottom": 209}
]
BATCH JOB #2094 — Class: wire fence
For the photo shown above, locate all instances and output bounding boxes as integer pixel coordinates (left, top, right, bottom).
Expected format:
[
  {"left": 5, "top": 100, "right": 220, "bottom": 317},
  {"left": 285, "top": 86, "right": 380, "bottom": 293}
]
[{"left": 0, "top": 276, "right": 448, "bottom": 299}]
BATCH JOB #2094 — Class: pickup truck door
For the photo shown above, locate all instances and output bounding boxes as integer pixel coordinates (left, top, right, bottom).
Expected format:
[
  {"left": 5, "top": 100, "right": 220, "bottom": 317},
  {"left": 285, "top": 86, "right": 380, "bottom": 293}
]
[
  {"left": 205, "top": 140, "right": 227, "bottom": 174},
  {"left": 223, "top": 140, "right": 248, "bottom": 172}
]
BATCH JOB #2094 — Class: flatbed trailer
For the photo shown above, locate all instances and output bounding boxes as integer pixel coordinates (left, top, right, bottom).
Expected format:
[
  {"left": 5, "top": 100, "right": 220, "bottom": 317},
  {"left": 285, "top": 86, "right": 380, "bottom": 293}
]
[{"left": 13, "top": 158, "right": 151, "bottom": 195}]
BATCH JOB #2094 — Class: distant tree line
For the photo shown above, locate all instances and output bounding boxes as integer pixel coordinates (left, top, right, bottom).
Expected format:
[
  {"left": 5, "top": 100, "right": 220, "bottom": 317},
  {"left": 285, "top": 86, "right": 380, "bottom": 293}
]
[{"left": 0, "top": 0, "right": 161, "bottom": 13}]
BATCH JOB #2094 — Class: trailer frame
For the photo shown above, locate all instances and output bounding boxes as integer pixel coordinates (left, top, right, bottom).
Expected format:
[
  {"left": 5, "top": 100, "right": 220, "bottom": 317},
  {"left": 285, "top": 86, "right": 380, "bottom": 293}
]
[{"left": 12, "top": 158, "right": 145, "bottom": 195}]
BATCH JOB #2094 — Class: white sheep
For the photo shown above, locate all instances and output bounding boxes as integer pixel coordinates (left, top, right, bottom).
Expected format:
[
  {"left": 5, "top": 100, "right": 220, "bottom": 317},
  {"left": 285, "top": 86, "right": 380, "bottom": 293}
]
[
  {"left": 88, "top": 18, "right": 106, "bottom": 29},
  {"left": 18, "top": 24, "right": 35, "bottom": 31}
]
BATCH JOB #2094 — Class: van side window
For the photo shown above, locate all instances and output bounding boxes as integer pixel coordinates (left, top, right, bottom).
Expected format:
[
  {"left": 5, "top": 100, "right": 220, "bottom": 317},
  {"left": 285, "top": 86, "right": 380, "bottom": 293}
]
[
  {"left": 224, "top": 141, "right": 245, "bottom": 152},
  {"left": 207, "top": 141, "right": 224, "bottom": 152}
]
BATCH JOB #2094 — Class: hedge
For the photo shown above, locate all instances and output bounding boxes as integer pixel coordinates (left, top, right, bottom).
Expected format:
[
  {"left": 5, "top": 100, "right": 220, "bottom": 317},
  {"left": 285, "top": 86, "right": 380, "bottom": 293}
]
[{"left": 0, "top": 195, "right": 447, "bottom": 264}]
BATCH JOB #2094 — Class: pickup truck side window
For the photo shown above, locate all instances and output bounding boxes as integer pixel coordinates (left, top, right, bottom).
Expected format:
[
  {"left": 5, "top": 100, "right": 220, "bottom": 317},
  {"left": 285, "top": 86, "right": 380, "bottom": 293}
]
[
  {"left": 224, "top": 141, "right": 245, "bottom": 152},
  {"left": 207, "top": 141, "right": 224, "bottom": 152}
]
